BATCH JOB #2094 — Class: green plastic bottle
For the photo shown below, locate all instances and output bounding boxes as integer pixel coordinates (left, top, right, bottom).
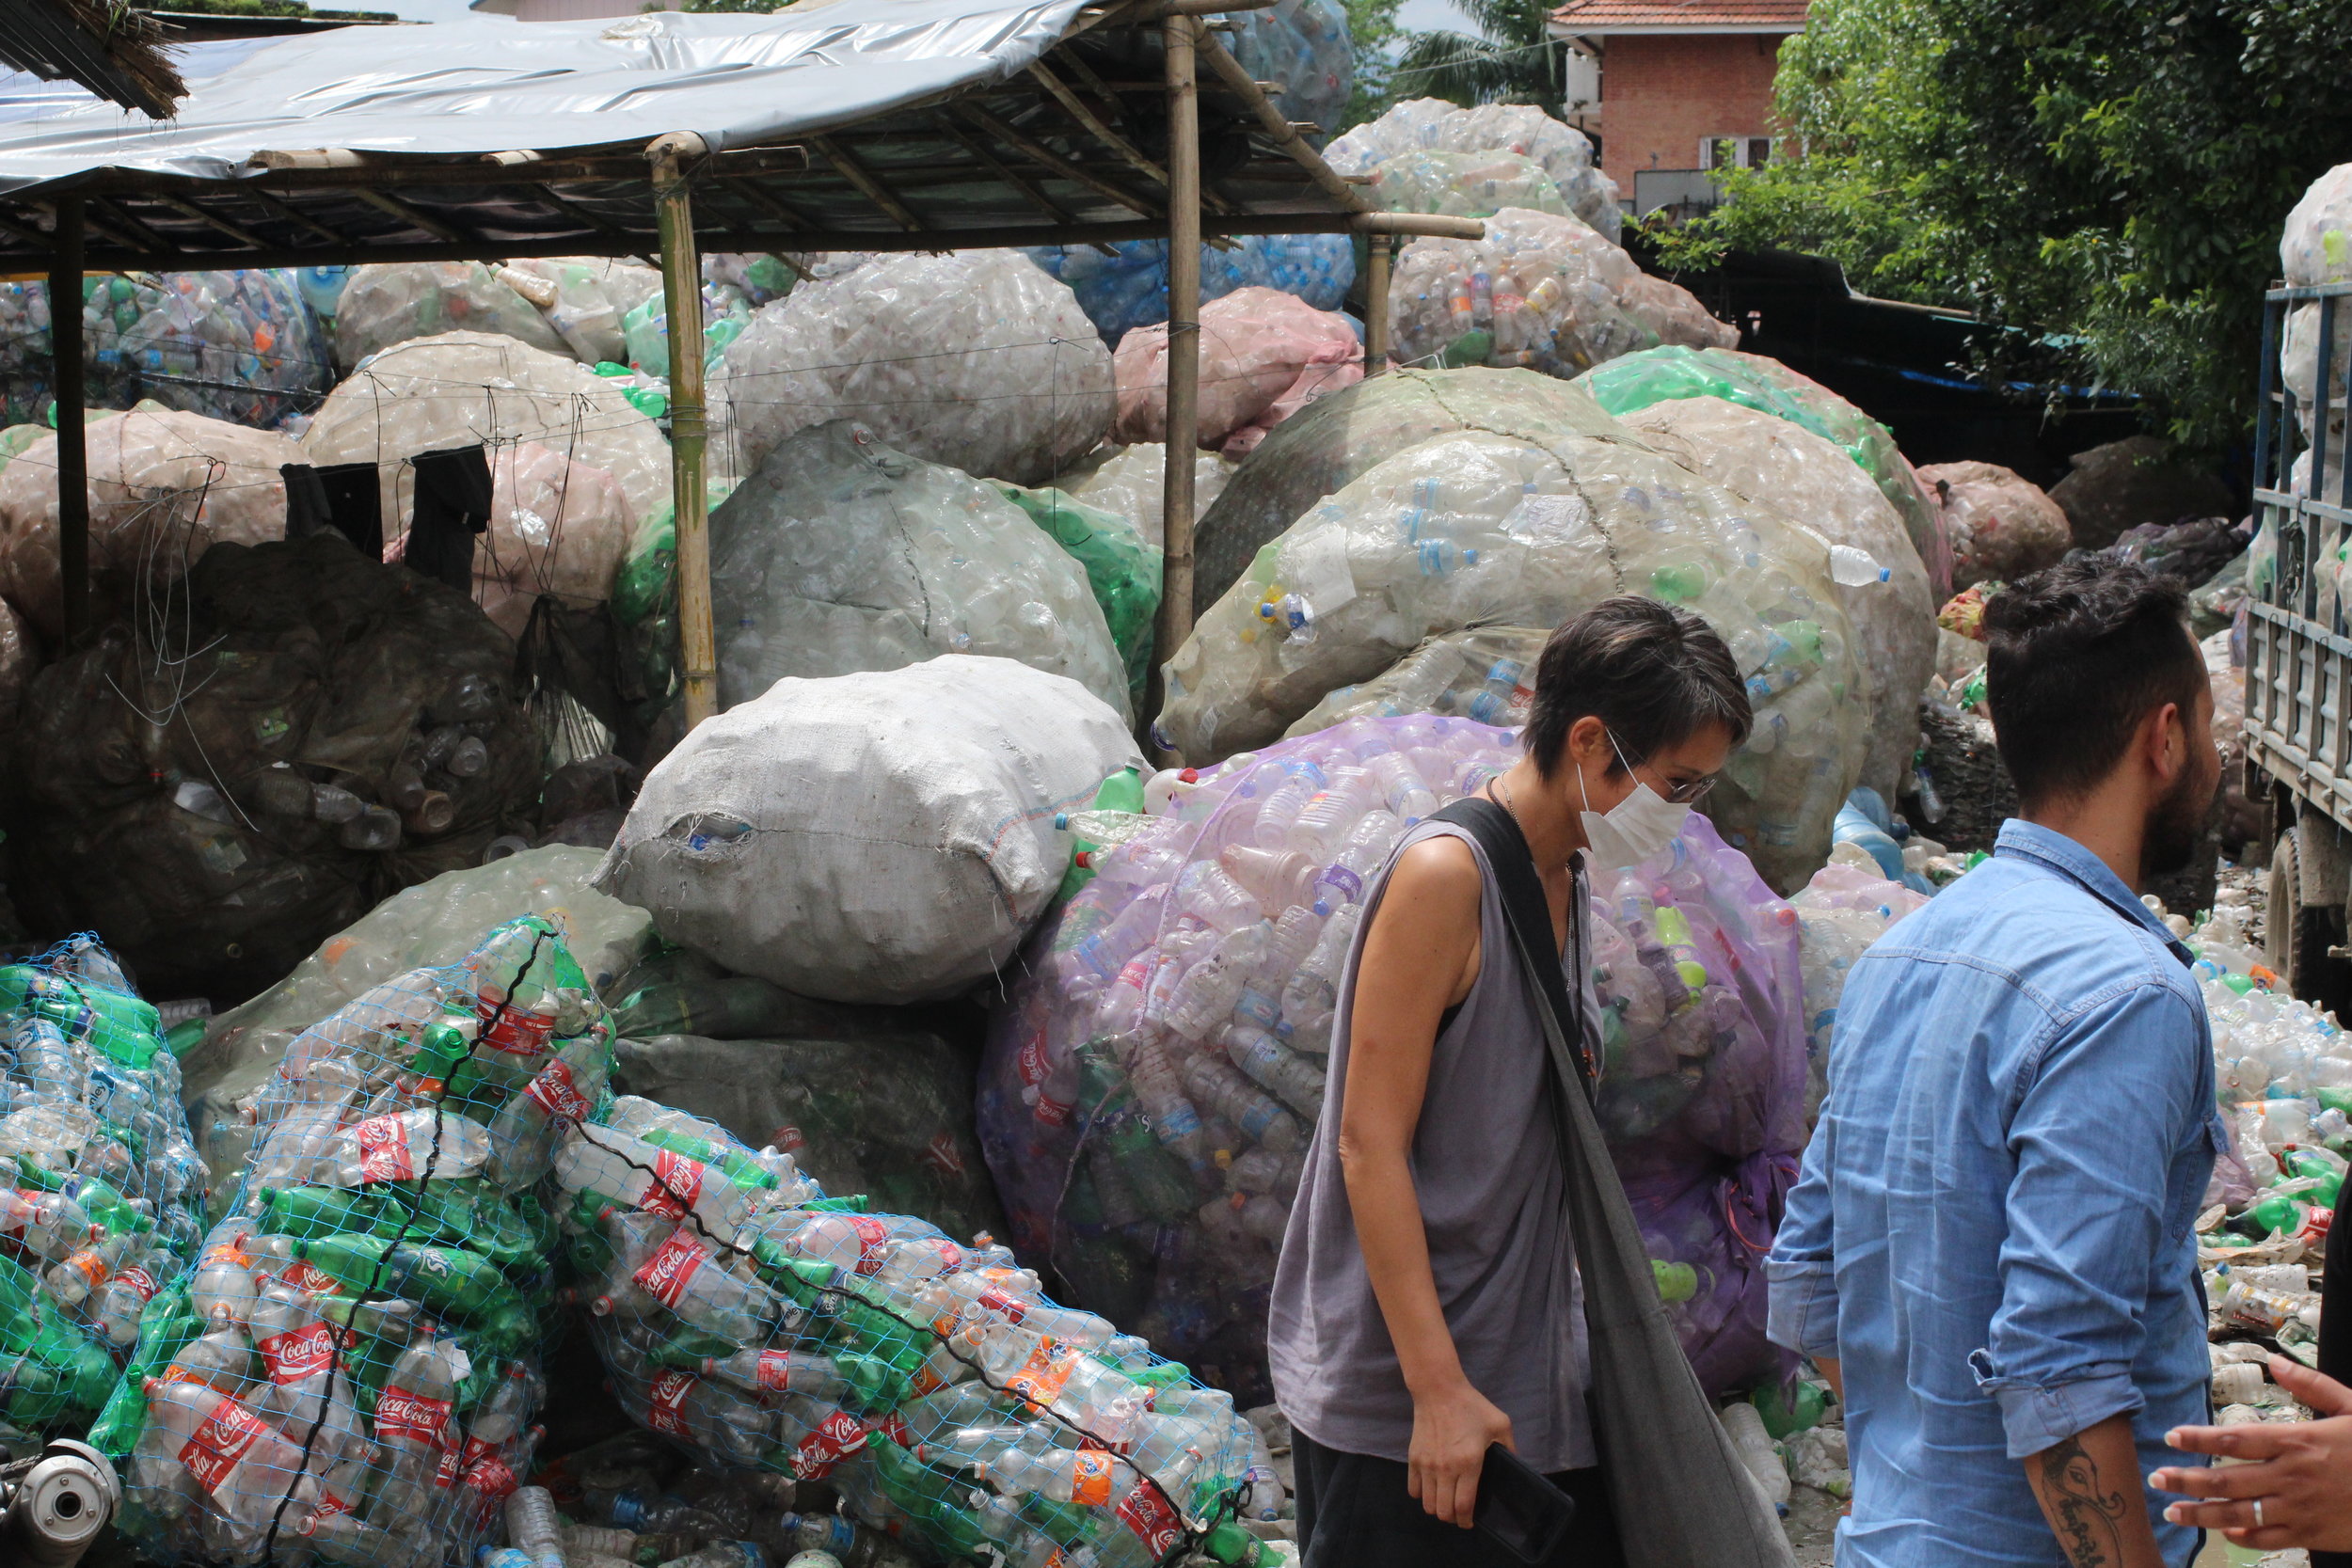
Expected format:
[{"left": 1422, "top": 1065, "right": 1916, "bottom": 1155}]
[
  {"left": 296, "top": 1234, "right": 519, "bottom": 1324},
  {"left": 1752, "top": 1378, "right": 1830, "bottom": 1440}
]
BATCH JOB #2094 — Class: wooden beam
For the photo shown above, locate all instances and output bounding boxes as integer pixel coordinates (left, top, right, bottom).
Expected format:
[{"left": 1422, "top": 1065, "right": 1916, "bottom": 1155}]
[
  {"left": 50, "top": 196, "right": 87, "bottom": 642},
  {"left": 351, "top": 188, "right": 472, "bottom": 245},
  {"left": 651, "top": 133, "right": 719, "bottom": 732},
  {"left": 959, "top": 103, "right": 1160, "bottom": 219},
  {"left": 152, "top": 195, "right": 271, "bottom": 250},
  {"left": 1191, "top": 26, "right": 1372, "bottom": 217},
  {"left": 720, "top": 178, "right": 814, "bottom": 231},
  {"left": 534, "top": 183, "right": 631, "bottom": 238},
  {"left": 239, "top": 186, "right": 355, "bottom": 247},
  {"left": 1155, "top": 8, "right": 1201, "bottom": 722},
  {"left": 85, "top": 197, "right": 169, "bottom": 253},
  {"left": 1364, "top": 234, "right": 1391, "bottom": 374},
  {"left": 807, "top": 135, "right": 925, "bottom": 231},
  {"left": 1029, "top": 57, "right": 1247, "bottom": 221},
  {"left": 936, "top": 119, "right": 1077, "bottom": 226}
]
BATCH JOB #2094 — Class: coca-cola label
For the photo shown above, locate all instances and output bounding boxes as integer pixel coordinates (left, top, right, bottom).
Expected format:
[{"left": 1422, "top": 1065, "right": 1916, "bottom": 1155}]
[
  {"left": 633, "top": 1229, "right": 708, "bottom": 1307},
  {"left": 314, "top": 1485, "right": 354, "bottom": 1522},
  {"left": 1016, "top": 1031, "right": 1051, "bottom": 1088},
  {"left": 640, "top": 1151, "right": 705, "bottom": 1221},
  {"left": 753, "top": 1348, "right": 801, "bottom": 1392},
  {"left": 790, "top": 1409, "right": 869, "bottom": 1480},
  {"left": 350, "top": 1115, "right": 414, "bottom": 1182},
  {"left": 460, "top": 1433, "right": 498, "bottom": 1472},
  {"left": 525, "top": 1059, "right": 593, "bottom": 1123},
  {"left": 1005, "top": 1340, "right": 1075, "bottom": 1410},
  {"left": 1117, "top": 1480, "right": 1185, "bottom": 1555},
  {"left": 1035, "top": 1089, "right": 1073, "bottom": 1129},
  {"left": 1069, "top": 1449, "right": 1115, "bottom": 1507},
  {"left": 2302, "top": 1206, "right": 2335, "bottom": 1242},
  {"left": 177, "top": 1394, "right": 269, "bottom": 1495},
  {"left": 433, "top": 1447, "right": 464, "bottom": 1490},
  {"left": 375, "top": 1383, "right": 454, "bottom": 1447},
  {"left": 770, "top": 1124, "right": 805, "bottom": 1154},
  {"left": 977, "top": 1288, "right": 1029, "bottom": 1324},
  {"left": 461, "top": 1456, "right": 519, "bottom": 1530},
  {"left": 847, "top": 1215, "right": 890, "bottom": 1275},
  {"left": 278, "top": 1259, "right": 343, "bottom": 1297},
  {"left": 259, "top": 1321, "right": 337, "bottom": 1385},
  {"left": 480, "top": 1006, "right": 553, "bottom": 1058},
  {"left": 922, "top": 1131, "right": 967, "bottom": 1179},
  {"left": 644, "top": 1370, "right": 695, "bottom": 1439},
  {"left": 876, "top": 1411, "right": 913, "bottom": 1449},
  {"left": 118, "top": 1265, "right": 158, "bottom": 1303}
]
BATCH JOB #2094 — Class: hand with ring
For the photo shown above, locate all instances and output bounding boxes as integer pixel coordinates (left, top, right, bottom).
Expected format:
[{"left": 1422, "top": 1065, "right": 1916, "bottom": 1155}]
[{"left": 2147, "top": 1355, "right": 2352, "bottom": 1553}]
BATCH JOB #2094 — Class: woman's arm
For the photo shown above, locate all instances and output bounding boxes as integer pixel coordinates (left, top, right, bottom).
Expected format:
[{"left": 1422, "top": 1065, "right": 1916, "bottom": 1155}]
[{"left": 1336, "top": 834, "right": 1503, "bottom": 1529}]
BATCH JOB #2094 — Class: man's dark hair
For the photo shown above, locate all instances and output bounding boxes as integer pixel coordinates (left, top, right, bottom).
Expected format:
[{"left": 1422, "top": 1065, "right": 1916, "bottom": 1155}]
[
  {"left": 1983, "top": 556, "right": 2204, "bottom": 806},
  {"left": 1525, "top": 597, "right": 1753, "bottom": 779}
]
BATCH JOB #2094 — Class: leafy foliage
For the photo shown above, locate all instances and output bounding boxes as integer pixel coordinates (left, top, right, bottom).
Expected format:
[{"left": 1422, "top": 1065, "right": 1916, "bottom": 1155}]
[
  {"left": 1335, "top": 0, "right": 1406, "bottom": 133},
  {"left": 1652, "top": 0, "right": 2352, "bottom": 451},
  {"left": 1389, "top": 0, "right": 1566, "bottom": 112}
]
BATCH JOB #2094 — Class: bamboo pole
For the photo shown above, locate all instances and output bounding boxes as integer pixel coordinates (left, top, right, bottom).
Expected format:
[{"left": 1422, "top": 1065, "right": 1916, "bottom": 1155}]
[
  {"left": 1364, "top": 234, "right": 1391, "bottom": 375},
  {"left": 650, "top": 133, "right": 719, "bottom": 731},
  {"left": 1153, "top": 8, "right": 1201, "bottom": 728},
  {"left": 50, "top": 196, "right": 87, "bottom": 641}
]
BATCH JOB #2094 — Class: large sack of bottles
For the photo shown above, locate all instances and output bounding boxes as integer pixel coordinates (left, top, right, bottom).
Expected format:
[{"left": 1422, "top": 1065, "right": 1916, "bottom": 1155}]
[{"left": 100, "top": 915, "right": 612, "bottom": 1566}]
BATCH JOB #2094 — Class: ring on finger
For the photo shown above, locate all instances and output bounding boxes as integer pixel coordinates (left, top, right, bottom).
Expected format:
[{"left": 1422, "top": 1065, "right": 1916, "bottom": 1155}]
[{"left": 2254, "top": 1498, "right": 2266, "bottom": 1529}]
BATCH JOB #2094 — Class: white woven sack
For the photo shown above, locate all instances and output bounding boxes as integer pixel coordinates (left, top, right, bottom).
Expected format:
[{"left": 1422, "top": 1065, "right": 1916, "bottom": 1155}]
[{"left": 595, "top": 657, "right": 1143, "bottom": 1005}]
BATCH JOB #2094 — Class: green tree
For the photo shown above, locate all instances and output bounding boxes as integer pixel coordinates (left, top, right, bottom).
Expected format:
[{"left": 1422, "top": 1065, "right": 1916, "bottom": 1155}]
[
  {"left": 1654, "top": 0, "right": 2352, "bottom": 451},
  {"left": 1389, "top": 0, "right": 1566, "bottom": 111},
  {"left": 1337, "top": 0, "right": 1406, "bottom": 133}
]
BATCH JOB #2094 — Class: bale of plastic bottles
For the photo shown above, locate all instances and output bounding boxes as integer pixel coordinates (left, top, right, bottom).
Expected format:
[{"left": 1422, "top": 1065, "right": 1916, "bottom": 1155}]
[
  {"left": 622, "top": 270, "right": 768, "bottom": 382},
  {"left": 2280, "top": 163, "right": 2352, "bottom": 408},
  {"left": 1057, "top": 442, "right": 1239, "bottom": 551},
  {"left": 1786, "top": 863, "right": 1927, "bottom": 1120},
  {"left": 1185, "top": 365, "right": 1623, "bottom": 618},
  {"left": 99, "top": 916, "right": 609, "bottom": 1565},
  {"left": 1025, "top": 234, "right": 1358, "bottom": 344},
  {"left": 1617, "top": 394, "right": 1936, "bottom": 800},
  {"left": 596, "top": 657, "right": 1144, "bottom": 1006},
  {"left": 977, "top": 715, "right": 1810, "bottom": 1398},
  {"left": 1283, "top": 624, "right": 1547, "bottom": 736},
  {"left": 0, "top": 270, "right": 332, "bottom": 431},
  {"left": 13, "top": 531, "right": 545, "bottom": 1002},
  {"left": 1224, "top": 0, "right": 1351, "bottom": 144},
  {"left": 185, "top": 846, "right": 656, "bottom": 1202},
  {"left": 558, "top": 1088, "right": 1286, "bottom": 1568},
  {"left": 1324, "top": 99, "right": 1622, "bottom": 240},
  {"left": 1915, "top": 459, "right": 2072, "bottom": 589},
  {"left": 303, "top": 330, "right": 675, "bottom": 533},
  {"left": 1155, "top": 409, "right": 1871, "bottom": 891},
  {"left": 0, "top": 935, "right": 210, "bottom": 1440},
  {"left": 993, "top": 481, "right": 1162, "bottom": 711},
  {"left": 333, "top": 259, "right": 665, "bottom": 372},
  {"left": 0, "top": 407, "right": 300, "bottom": 639},
  {"left": 716, "top": 250, "right": 1113, "bottom": 489},
  {"left": 383, "top": 440, "right": 634, "bottom": 640},
  {"left": 706, "top": 420, "right": 1130, "bottom": 719},
  {"left": 1391, "top": 207, "right": 1732, "bottom": 375},
  {"left": 611, "top": 1029, "right": 1010, "bottom": 1251},
  {"left": 1114, "top": 287, "right": 1363, "bottom": 457},
  {"left": 1578, "top": 344, "right": 1954, "bottom": 597}
]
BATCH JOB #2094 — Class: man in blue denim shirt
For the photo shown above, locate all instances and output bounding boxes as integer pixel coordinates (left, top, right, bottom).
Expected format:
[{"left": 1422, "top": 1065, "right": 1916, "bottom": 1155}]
[{"left": 1769, "top": 559, "right": 2226, "bottom": 1568}]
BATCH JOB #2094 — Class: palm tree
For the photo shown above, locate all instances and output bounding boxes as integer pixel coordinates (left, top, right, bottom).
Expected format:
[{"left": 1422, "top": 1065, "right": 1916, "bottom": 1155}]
[{"left": 1391, "top": 0, "right": 1570, "bottom": 109}]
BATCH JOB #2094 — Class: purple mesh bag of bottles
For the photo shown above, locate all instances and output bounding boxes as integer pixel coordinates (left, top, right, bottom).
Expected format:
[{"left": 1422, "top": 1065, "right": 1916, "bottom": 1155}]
[
  {"left": 551, "top": 1095, "right": 1284, "bottom": 1568},
  {"left": 977, "top": 713, "right": 1807, "bottom": 1400},
  {"left": 98, "top": 915, "right": 612, "bottom": 1566}
]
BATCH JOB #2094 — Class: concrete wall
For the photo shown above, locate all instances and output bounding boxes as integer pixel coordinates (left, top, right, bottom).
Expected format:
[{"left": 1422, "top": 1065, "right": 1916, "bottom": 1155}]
[{"left": 1596, "top": 32, "right": 1786, "bottom": 198}]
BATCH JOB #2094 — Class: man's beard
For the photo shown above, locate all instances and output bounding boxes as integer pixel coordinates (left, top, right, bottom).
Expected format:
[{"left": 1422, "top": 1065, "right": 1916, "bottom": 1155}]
[{"left": 2141, "top": 759, "right": 2216, "bottom": 882}]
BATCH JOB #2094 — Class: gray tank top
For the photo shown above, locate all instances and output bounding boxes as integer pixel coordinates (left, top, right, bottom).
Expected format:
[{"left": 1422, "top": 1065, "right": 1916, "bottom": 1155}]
[{"left": 1266, "top": 818, "right": 1597, "bottom": 1470}]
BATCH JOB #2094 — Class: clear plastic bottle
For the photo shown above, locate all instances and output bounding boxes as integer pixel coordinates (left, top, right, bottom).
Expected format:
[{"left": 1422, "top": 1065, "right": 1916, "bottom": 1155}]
[
  {"left": 554, "top": 1128, "right": 757, "bottom": 1246},
  {"left": 618, "top": 1227, "right": 783, "bottom": 1344},
  {"left": 504, "top": 1484, "right": 568, "bottom": 1568},
  {"left": 1718, "top": 1400, "right": 1790, "bottom": 1509},
  {"left": 1225, "top": 1026, "right": 1327, "bottom": 1118},
  {"left": 141, "top": 1376, "right": 326, "bottom": 1546},
  {"left": 328, "top": 1106, "right": 494, "bottom": 1185},
  {"left": 486, "top": 1036, "right": 612, "bottom": 1190}
]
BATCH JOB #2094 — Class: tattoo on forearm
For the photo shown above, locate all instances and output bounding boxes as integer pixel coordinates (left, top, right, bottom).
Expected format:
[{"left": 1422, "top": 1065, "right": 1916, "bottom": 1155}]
[{"left": 2038, "top": 1436, "right": 2128, "bottom": 1568}]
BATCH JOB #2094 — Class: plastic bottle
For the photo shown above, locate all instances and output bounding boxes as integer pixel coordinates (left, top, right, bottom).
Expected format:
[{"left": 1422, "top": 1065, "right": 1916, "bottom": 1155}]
[
  {"left": 505, "top": 1485, "right": 568, "bottom": 1568},
  {"left": 191, "top": 1234, "right": 261, "bottom": 1327},
  {"left": 142, "top": 1376, "right": 325, "bottom": 1543},
  {"left": 618, "top": 1226, "right": 784, "bottom": 1343},
  {"left": 1827, "top": 546, "right": 1890, "bottom": 587},
  {"left": 1166, "top": 923, "right": 1271, "bottom": 1041},
  {"left": 1225, "top": 1026, "right": 1327, "bottom": 1118},
  {"left": 486, "top": 1036, "right": 612, "bottom": 1190},
  {"left": 1718, "top": 1401, "right": 1790, "bottom": 1509},
  {"left": 329, "top": 1107, "right": 494, "bottom": 1186},
  {"left": 554, "top": 1129, "right": 758, "bottom": 1246},
  {"left": 703, "top": 1346, "right": 851, "bottom": 1402}
]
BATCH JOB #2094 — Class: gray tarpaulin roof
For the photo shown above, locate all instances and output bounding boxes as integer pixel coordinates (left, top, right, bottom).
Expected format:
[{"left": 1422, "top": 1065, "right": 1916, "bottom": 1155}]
[
  {"left": 0, "top": 2, "right": 1089, "bottom": 188},
  {"left": 0, "top": 0, "right": 1364, "bottom": 269}
]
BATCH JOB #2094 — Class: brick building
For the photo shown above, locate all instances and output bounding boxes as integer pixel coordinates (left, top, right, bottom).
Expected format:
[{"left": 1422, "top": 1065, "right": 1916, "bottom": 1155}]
[{"left": 1549, "top": 0, "right": 1808, "bottom": 217}]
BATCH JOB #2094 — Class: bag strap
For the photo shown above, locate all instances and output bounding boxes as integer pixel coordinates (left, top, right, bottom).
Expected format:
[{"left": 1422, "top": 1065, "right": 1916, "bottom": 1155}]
[{"left": 1428, "top": 796, "right": 1595, "bottom": 1100}]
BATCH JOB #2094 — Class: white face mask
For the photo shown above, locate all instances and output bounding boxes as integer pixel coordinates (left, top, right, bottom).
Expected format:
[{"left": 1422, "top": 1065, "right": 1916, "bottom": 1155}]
[{"left": 1576, "top": 732, "right": 1692, "bottom": 872}]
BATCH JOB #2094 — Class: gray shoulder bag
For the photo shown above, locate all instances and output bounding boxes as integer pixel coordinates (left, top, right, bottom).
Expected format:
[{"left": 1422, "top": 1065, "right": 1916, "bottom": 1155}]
[{"left": 1432, "top": 797, "right": 1797, "bottom": 1568}]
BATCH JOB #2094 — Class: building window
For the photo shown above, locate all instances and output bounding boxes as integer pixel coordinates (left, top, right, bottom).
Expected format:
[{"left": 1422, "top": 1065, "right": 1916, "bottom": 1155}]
[{"left": 1699, "top": 136, "right": 1777, "bottom": 171}]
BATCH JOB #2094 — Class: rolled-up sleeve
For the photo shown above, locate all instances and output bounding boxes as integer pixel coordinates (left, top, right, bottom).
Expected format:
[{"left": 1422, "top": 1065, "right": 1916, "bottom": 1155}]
[
  {"left": 1767, "top": 1108, "right": 1842, "bottom": 1360},
  {"left": 1970, "top": 986, "right": 2203, "bottom": 1459}
]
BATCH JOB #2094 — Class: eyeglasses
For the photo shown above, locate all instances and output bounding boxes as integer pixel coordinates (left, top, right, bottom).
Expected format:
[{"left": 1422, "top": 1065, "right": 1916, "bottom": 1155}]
[{"left": 1607, "top": 730, "right": 1717, "bottom": 804}]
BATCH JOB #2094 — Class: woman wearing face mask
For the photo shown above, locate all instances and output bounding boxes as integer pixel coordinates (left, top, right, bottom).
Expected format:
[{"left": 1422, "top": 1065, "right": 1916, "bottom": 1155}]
[{"left": 1266, "top": 596, "right": 1751, "bottom": 1568}]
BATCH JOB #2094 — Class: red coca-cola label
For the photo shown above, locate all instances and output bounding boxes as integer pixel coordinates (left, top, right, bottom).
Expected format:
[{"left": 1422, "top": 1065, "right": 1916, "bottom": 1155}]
[
  {"left": 640, "top": 1151, "right": 705, "bottom": 1220},
  {"left": 1035, "top": 1090, "right": 1073, "bottom": 1129},
  {"left": 769, "top": 1125, "right": 805, "bottom": 1154},
  {"left": 277, "top": 1259, "right": 343, "bottom": 1297},
  {"left": 259, "top": 1322, "right": 337, "bottom": 1385},
  {"left": 790, "top": 1409, "right": 869, "bottom": 1479},
  {"left": 433, "top": 1447, "right": 464, "bottom": 1490},
  {"left": 922, "top": 1132, "right": 967, "bottom": 1178},
  {"left": 632, "top": 1229, "right": 708, "bottom": 1307},
  {"left": 375, "top": 1384, "right": 454, "bottom": 1447},
  {"left": 753, "top": 1348, "right": 802, "bottom": 1392},
  {"left": 314, "top": 1485, "right": 354, "bottom": 1522},
  {"left": 460, "top": 1433, "right": 498, "bottom": 1471},
  {"left": 524, "top": 1059, "right": 592, "bottom": 1122},
  {"left": 1117, "top": 1481, "right": 1184, "bottom": 1554},
  {"left": 178, "top": 1394, "right": 270, "bottom": 1495},
  {"left": 977, "top": 1288, "right": 1029, "bottom": 1323},
  {"left": 118, "top": 1265, "right": 158, "bottom": 1303},
  {"left": 479, "top": 1004, "right": 553, "bottom": 1058},
  {"left": 2302, "top": 1206, "right": 2335, "bottom": 1242},
  {"left": 349, "top": 1116, "right": 414, "bottom": 1182},
  {"left": 846, "top": 1215, "right": 890, "bottom": 1275},
  {"left": 876, "top": 1411, "right": 913, "bottom": 1449},
  {"left": 460, "top": 1456, "right": 519, "bottom": 1530},
  {"left": 1017, "top": 1032, "right": 1051, "bottom": 1088},
  {"left": 644, "top": 1370, "right": 695, "bottom": 1438}
]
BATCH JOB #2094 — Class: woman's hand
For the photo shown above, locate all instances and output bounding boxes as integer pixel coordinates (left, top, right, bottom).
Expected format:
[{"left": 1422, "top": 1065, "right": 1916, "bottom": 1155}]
[
  {"left": 2150, "top": 1356, "right": 2352, "bottom": 1553},
  {"left": 1407, "top": 1377, "right": 1514, "bottom": 1528}
]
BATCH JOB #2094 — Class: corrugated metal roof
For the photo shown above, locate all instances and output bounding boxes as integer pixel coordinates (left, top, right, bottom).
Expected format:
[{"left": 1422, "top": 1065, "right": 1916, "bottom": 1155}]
[{"left": 1549, "top": 0, "right": 1806, "bottom": 34}]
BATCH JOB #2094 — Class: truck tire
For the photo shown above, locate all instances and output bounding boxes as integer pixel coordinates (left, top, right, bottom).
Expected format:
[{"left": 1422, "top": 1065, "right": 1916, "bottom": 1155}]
[{"left": 2267, "top": 826, "right": 2352, "bottom": 1015}]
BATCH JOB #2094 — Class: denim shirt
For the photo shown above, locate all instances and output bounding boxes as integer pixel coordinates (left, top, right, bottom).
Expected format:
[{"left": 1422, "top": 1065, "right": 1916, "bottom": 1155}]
[{"left": 1768, "top": 820, "right": 2225, "bottom": 1567}]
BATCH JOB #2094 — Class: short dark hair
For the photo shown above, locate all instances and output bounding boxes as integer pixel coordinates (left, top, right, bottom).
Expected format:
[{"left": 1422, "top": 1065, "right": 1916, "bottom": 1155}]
[
  {"left": 1983, "top": 555, "right": 2204, "bottom": 806},
  {"left": 1525, "top": 596, "right": 1753, "bottom": 779}
]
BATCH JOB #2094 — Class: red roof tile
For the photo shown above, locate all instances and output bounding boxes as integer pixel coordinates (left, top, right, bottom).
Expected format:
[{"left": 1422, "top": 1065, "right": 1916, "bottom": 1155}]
[{"left": 1550, "top": 0, "right": 1808, "bottom": 33}]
